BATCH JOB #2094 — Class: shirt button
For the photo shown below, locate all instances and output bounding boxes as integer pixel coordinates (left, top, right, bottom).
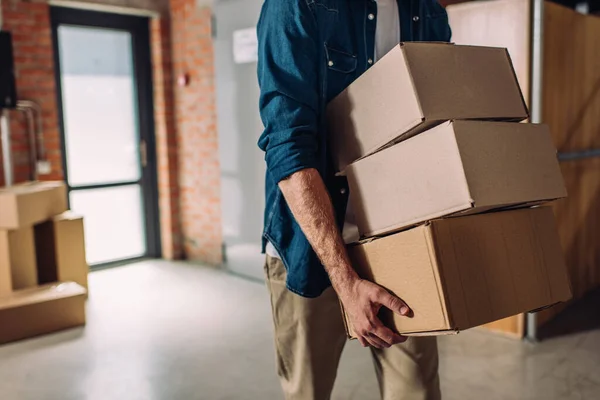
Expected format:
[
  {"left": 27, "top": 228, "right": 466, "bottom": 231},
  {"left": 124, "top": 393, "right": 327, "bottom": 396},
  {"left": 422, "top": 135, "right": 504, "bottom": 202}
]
[
  {"left": 328, "top": 60, "right": 334, "bottom": 67},
  {"left": 367, "top": 58, "right": 373, "bottom": 65},
  {"left": 368, "top": 13, "right": 375, "bottom": 21},
  {"left": 413, "top": 15, "right": 420, "bottom": 22},
  {"left": 340, "top": 188, "right": 347, "bottom": 195}
]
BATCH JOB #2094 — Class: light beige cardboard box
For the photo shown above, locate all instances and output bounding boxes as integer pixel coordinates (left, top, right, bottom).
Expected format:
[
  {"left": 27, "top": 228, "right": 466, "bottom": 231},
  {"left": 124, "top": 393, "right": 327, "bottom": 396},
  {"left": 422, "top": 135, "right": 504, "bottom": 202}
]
[
  {"left": 0, "top": 228, "right": 38, "bottom": 297},
  {"left": 346, "top": 120, "right": 566, "bottom": 239},
  {"left": 0, "top": 181, "right": 68, "bottom": 229},
  {"left": 342, "top": 207, "right": 572, "bottom": 338},
  {"left": 35, "top": 212, "right": 89, "bottom": 291},
  {"left": 0, "top": 282, "right": 86, "bottom": 345},
  {"left": 327, "top": 42, "right": 528, "bottom": 172}
]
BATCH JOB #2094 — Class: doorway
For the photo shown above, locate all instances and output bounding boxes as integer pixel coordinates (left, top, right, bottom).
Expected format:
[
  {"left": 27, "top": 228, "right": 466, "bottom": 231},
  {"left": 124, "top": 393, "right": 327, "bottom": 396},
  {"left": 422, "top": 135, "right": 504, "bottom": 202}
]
[{"left": 51, "top": 7, "right": 160, "bottom": 266}]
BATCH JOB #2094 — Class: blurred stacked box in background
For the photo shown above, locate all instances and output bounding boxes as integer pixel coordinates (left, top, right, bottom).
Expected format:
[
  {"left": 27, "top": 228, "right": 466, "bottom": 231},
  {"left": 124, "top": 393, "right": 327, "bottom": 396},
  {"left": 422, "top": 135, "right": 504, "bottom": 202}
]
[
  {"left": 0, "top": 181, "right": 87, "bottom": 345},
  {"left": 327, "top": 42, "right": 572, "bottom": 338}
]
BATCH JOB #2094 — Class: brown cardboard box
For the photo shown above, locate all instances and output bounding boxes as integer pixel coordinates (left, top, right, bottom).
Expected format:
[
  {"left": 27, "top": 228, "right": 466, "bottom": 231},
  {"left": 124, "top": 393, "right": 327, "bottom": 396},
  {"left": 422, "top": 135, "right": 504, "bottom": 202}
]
[
  {"left": 342, "top": 207, "right": 572, "bottom": 338},
  {"left": 0, "top": 242, "right": 10, "bottom": 297},
  {"left": 35, "top": 212, "right": 89, "bottom": 291},
  {"left": 0, "top": 282, "right": 86, "bottom": 344},
  {"left": 346, "top": 120, "right": 566, "bottom": 239},
  {"left": 0, "top": 181, "right": 68, "bottom": 229},
  {"left": 0, "top": 228, "right": 38, "bottom": 295},
  {"left": 327, "top": 42, "right": 528, "bottom": 172}
]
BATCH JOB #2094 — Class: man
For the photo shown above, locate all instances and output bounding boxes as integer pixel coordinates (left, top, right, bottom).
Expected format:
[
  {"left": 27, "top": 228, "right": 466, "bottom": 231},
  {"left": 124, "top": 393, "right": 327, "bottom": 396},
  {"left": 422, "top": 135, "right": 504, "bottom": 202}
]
[{"left": 257, "top": 1, "right": 451, "bottom": 399}]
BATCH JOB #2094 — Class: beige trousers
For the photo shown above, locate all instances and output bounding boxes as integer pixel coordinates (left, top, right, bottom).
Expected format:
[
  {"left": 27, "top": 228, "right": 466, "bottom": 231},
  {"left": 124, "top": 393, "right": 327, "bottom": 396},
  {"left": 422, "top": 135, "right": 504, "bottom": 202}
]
[{"left": 264, "top": 256, "right": 441, "bottom": 400}]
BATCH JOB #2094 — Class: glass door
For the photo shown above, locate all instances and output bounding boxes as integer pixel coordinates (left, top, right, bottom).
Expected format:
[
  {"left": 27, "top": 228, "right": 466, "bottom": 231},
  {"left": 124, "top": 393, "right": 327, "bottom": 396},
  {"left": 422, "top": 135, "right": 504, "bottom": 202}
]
[{"left": 51, "top": 7, "right": 160, "bottom": 266}]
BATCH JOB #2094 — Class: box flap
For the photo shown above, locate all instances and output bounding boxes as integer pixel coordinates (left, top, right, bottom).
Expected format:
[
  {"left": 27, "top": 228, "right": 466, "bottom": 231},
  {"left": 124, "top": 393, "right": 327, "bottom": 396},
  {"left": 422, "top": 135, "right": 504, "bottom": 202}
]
[
  {"left": 402, "top": 43, "right": 528, "bottom": 120},
  {"left": 347, "top": 121, "right": 474, "bottom": 238},
  {"left": 453, "top": 121, "right": 567, "bottom": 208}
]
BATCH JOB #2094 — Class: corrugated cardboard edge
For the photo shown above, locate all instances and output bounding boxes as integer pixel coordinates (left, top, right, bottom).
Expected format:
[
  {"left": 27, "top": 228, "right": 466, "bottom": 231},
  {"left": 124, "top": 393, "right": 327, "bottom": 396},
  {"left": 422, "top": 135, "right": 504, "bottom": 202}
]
[
  {"left": 403, "top": 329, "right": 459, "bottom": 337},
  {"left": 360, "top": 202, "right": 473, "bottom": 239},
  {"left": 339, "top": 299, "right": 356, "bottom": 340}
]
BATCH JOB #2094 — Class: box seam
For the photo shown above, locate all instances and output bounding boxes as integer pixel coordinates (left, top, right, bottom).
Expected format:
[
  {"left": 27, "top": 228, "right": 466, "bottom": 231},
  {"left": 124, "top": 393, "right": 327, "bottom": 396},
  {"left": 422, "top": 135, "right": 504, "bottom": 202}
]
[{"left": 423, "top": 225, "right": 452, "bottom": 330}]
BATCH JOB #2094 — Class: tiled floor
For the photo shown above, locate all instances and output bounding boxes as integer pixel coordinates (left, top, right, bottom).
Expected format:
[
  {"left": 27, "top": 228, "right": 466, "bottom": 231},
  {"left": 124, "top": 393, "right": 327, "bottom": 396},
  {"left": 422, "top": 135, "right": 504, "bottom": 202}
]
[{"left": 0, "top": 260, "right": 598, "bottom": 400}]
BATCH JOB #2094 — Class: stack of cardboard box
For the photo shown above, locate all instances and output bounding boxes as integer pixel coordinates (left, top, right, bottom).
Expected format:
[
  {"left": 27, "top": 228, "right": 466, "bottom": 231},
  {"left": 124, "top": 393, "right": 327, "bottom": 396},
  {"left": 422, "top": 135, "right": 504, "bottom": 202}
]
[
  {"left": 327, "top": 43, "right": 572, "bottom": 337},
  {"left": 0, "top": 181, "right": 88, "bottom": 344}
]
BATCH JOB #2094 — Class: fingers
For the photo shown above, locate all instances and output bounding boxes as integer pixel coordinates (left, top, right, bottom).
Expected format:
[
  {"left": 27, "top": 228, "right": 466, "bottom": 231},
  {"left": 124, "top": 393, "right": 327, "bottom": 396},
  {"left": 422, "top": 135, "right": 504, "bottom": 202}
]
[
  {"left": 365, "top": 333, "right": 390, "bottom": 349},
  {"left": 358, "top": 332, "right": 406, "bottom": 349},
  {"left": 377, "top": 289, "right": 411, "bottom": 317},
  {"left": 370, "top": 319, "right": 407, "bottom": 346},
  {"left": 357, "top": 336, "right": 369, "bottom": 348},
  {"left": 373, "top": 325, "right": 406, "bottom": 346},
  {"left": 357, "top": 334, "right": 381, "bottom": 349},
  {"left": 357, "top": 319, "right": 407, "bottom": 348}
]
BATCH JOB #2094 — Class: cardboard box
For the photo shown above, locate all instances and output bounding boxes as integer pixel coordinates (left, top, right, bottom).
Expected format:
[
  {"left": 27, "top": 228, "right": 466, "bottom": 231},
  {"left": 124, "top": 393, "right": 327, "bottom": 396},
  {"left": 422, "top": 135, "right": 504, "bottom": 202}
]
[
  {"left": 0, "top": 282, "right": 86, "bottom": 345},
  {"left": 327, "top": 42, "right": 529, "bottom": 172},
  {"left": 35, "top": 212, "right": 89, "bottom": 291},
  {"left": 346, "top": 120, "right": 566, "bottom": 239},
  {"left": 0, "top": 181, "right": 68, "bottom": 229},
  {"left": 0, "top": 228, "right": 38, "bottom": 295},
  {"left": 342, "top": 207, "right": 572, "bottom": 337},
  {"left": 0, "top": 243, "right": 10, "bottom": 297}
]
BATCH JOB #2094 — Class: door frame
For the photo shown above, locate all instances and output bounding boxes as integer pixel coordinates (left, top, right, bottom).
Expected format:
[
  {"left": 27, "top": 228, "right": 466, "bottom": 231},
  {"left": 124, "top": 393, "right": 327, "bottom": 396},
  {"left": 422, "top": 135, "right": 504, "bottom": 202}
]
[{"left": 50, "top": 6, "right": 162, "bottom": 265}]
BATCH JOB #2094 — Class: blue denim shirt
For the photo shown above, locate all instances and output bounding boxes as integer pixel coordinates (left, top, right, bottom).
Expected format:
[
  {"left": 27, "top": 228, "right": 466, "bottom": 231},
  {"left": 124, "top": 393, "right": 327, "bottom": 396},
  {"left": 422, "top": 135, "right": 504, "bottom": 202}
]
[{"left": 257, "top": 0, "right": 452, "bottom": 298}]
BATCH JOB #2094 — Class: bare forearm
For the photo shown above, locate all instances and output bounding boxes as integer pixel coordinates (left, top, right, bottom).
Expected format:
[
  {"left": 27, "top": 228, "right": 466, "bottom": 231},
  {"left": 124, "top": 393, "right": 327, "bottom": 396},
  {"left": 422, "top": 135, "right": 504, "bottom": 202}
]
[
  {"left": 278, "top": 168, "right": 358, "bottom": 297},
  {"left": 279, "top": 168, "right": 409, "bottom": 348}
]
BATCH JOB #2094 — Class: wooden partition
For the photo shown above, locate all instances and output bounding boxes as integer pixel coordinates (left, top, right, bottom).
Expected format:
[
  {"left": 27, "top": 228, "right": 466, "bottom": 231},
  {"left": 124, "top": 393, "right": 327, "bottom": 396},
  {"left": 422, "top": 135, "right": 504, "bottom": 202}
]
[
  {"left": 447, "top": 0, "right": 600, "bottom": 338},
  {"left": 543, "top": 1, "right": 600, "bottom": 152}
]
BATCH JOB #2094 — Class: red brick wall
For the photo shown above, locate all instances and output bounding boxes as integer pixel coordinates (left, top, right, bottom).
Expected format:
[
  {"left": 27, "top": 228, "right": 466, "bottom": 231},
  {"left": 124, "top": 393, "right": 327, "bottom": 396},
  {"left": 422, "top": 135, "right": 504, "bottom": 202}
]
[
  {"left": 151, "top": 16, "right": 183, "bottom": 260},
  {"left": 0, "top": 0, "right": 223, "bottom": 265},
  {"left": 169, "top": 0, "right": 222, "bottom": 265},
  {"left": 0, "top": 0, "right": 62, "bottom": 185}
]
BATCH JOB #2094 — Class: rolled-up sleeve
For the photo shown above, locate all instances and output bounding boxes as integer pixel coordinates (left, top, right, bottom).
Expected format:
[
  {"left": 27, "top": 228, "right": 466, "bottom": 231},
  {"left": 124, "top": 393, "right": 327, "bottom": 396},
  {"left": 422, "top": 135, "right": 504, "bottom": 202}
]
[{"left": 256, "top": 0, "right": 320, "bottom": 184}]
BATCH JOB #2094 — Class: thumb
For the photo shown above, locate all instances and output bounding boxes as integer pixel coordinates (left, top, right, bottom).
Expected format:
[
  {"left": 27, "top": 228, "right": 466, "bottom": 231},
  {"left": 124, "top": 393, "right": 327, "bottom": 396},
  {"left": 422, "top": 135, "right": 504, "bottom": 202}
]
[{"left": 378, "top": 290, "right": 410, "bottom": 316}]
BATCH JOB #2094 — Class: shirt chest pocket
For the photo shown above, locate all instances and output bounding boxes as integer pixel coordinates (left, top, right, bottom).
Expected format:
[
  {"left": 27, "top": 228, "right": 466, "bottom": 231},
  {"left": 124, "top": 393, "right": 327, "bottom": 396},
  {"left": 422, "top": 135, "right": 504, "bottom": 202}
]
[
  {"left": 423, "top": 1, "right": 451, "bottom": 41},
  {"left": 324, "top": 45, "right": 358, "bottom": 102}
]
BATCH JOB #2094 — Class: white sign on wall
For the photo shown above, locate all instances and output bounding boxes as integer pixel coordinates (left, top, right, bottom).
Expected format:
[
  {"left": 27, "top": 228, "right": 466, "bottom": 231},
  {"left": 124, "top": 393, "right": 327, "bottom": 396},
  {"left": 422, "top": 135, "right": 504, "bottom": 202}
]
[{"left": 233, "top": 28, "right": 258, "bottom": 64}]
